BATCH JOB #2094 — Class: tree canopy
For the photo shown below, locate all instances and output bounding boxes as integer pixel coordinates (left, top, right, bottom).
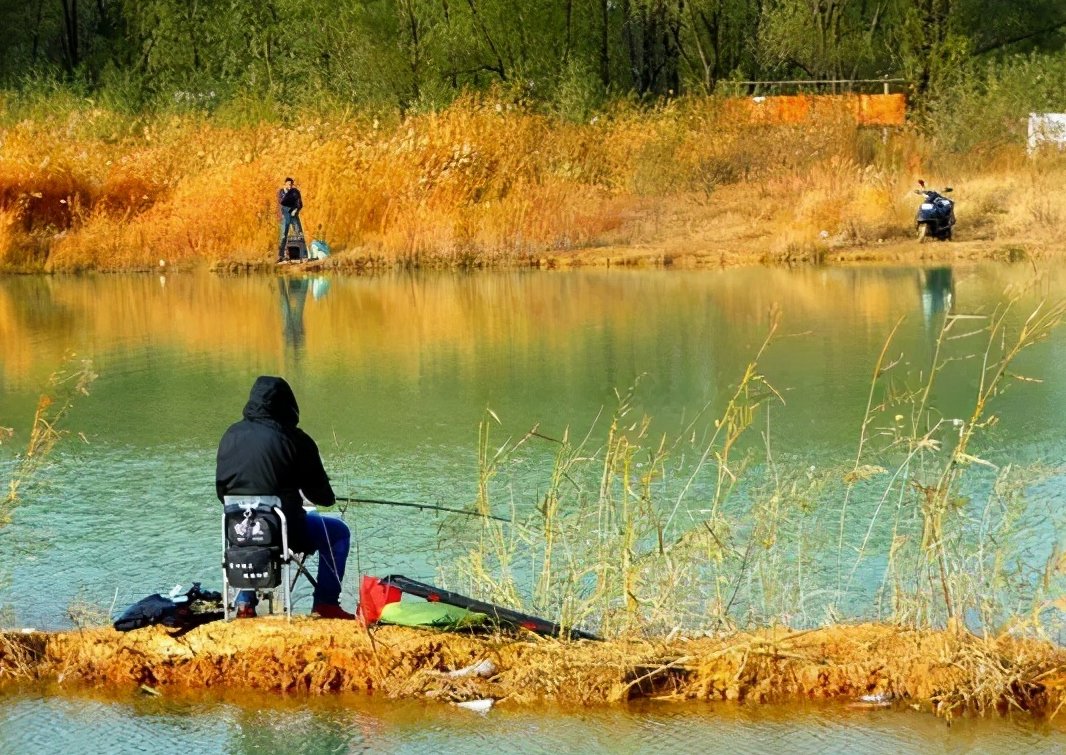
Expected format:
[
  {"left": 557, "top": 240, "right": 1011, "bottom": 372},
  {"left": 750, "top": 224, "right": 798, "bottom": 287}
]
[{"left": 3, "top": 1, "right": 1064, "bottom": 111}]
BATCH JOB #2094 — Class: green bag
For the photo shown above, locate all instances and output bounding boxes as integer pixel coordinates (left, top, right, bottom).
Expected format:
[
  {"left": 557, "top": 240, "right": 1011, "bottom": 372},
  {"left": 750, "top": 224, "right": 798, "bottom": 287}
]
[{"left": 379, "top": 600, "right": 487, "bottom": 629}]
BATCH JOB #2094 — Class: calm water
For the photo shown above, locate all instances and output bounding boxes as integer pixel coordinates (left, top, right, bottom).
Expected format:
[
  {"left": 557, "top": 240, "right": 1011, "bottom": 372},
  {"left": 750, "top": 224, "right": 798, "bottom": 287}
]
[
  {"left": 2, "top": 264, "right": 1066, "bottom": 749},
  {"left": 2, "top": 687, "right": 1066, "bottom": 754}
]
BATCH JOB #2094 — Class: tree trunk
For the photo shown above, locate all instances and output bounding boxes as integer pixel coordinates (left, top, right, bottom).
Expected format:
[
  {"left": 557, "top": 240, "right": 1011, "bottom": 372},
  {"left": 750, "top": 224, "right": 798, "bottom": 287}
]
[
  {"left": 623, "top": 0, "right": 681, "bottom": 96},
  {"left": 466, "top": 0, "right": 507, "bottom": 80},
  {"left": 400, "top": 0, "right": 422, "bottom": 102},
  {"left": 600, "top": 0, "right": 610, "bottom": 87},
  {"left": 59, "top": 0, "right": 80, "bottom": 73},
  {"left": 31, "top": 0, "right": 45, "bottom": 66}
]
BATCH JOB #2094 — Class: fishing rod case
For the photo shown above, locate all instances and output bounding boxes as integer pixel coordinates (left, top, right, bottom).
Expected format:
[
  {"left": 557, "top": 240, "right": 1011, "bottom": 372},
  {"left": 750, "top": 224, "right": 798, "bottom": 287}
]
[{"left": 361, "top": 574, "right": 600, "bottom": 641}]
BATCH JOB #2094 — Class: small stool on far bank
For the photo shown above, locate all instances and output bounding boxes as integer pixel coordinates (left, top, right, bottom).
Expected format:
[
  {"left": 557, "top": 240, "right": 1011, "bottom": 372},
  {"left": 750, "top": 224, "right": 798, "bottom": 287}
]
[{"left": 221, "top": 495, "right": 312, "bottom": 619}]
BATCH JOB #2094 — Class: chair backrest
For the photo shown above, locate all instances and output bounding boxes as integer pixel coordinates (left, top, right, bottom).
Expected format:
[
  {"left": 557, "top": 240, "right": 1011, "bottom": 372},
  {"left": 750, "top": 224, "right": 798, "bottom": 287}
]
[{"left": 223, "top": 495, "right": 285, "bottom": 589}]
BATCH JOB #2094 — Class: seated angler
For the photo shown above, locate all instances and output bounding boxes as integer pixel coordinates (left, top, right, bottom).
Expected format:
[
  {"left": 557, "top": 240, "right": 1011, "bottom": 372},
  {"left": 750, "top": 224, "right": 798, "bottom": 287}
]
[{"left": 216, "top": 375, "right": 356, "bottom": 619}]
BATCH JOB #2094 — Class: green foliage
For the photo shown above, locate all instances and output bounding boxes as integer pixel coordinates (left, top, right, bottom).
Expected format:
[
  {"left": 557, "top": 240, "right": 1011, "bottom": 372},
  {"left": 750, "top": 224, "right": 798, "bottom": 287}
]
[
  {"left": 759, "top": 0, "right": 884, "bottom": 80},
  {"left": 0, "top": 0, "right": 1063, "bottom": 128},
  {"left": 926, "top": 52, "right": 1066, "bottom": 152}
]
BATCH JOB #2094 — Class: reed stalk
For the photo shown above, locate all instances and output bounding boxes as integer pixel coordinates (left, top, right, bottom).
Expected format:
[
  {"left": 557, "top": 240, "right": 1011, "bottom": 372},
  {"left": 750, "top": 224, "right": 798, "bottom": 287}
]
[
  {"left": 2, "top": 358, "right": 97, "bottom": 523},
  {"left": 0, "top": 358, "right": 95, "bottom": 674},
  {"left": 442, "top": 285, "right": 1065, "bottom": 642}
]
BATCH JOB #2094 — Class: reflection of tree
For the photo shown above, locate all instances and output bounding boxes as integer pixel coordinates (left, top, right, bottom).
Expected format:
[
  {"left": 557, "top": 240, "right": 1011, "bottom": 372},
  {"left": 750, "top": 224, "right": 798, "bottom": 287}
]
[
  {"left": 0, "top": 277, "right": 78, "bottom": 379},
  {"left": 278, "top": 276, "right": 309, "bottom": 358}
]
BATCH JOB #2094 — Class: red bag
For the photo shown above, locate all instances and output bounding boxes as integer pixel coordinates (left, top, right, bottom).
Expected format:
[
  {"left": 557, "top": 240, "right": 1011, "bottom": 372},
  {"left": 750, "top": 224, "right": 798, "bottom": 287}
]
[{"left": 357, "top": 575, "right": 401, "bottom": 624}]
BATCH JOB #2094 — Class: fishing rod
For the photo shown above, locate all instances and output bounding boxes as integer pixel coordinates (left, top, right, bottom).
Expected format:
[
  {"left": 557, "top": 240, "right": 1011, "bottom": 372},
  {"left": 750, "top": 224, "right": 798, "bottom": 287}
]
[{"left": 336, "top": 496, "right": 514, "bottom": 524}]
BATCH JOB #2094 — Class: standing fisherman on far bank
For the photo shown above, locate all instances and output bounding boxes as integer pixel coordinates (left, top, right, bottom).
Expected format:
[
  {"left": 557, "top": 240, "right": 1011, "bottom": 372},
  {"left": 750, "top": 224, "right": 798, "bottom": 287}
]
[{"left": 277, "top": 177, "right": 304, "bottom": 263}]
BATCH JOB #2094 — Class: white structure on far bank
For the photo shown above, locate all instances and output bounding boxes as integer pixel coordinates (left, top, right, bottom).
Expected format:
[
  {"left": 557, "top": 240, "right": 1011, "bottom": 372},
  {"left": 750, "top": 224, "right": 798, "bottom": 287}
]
[{"left": 1028, "top": 113, "right": 1066, "bottom": 155}]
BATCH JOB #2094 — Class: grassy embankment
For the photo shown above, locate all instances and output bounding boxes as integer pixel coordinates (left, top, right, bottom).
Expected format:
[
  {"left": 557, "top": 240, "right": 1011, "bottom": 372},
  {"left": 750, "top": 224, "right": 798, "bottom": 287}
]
[
  {"left": 4, "top": 621, "right": 1066, "bottom": 720},
  {"left": 2, "top": 96, "right": 1065, "bottom": 273}
]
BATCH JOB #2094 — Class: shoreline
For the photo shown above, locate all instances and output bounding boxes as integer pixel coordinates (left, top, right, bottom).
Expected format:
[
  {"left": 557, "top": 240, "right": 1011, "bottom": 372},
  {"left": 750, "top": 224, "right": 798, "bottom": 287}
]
[
  {"left": 1, "top": 237, "right": 1043, "bottom": 277},
  {"left": 4, "top": 102, "right": 1065, "bottom": 276},
  {"left": 3, "top": 622, "right": 1064, "bottom": 720},
  {"left": 196, "top": 237, "right": 1054, "bottom": 276}
]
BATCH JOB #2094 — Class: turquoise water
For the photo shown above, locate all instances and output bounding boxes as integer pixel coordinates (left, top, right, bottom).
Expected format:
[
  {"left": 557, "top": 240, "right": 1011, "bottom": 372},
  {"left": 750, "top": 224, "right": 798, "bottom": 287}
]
[
  {"left": 1, "top": 688, "right": 1064, "bottom": 754},
  {"left": 2, "top": 265, "right": 1065, "bottom": 628},
  {"left": 2, "top": 264, "right": 1066, "bottom": 750}
]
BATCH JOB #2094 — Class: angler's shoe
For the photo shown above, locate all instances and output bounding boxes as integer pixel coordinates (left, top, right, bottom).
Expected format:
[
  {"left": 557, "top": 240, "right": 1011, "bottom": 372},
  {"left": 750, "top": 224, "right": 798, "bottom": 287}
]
[{"left": 312, "top": 603, "right": 357, "bottom": 620}]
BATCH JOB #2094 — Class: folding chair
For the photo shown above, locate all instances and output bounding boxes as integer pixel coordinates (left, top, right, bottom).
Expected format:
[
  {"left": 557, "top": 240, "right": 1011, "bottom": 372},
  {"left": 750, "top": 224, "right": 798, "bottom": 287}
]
[{"left": 221, "top": 495, "right": 316, "bottom": 619}]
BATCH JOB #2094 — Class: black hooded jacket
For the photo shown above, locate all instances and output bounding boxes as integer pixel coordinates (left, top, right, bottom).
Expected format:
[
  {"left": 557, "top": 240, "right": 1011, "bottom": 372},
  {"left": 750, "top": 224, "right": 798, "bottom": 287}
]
[{"left": 215, "top": 376, "right": 335, "bottom": 552}]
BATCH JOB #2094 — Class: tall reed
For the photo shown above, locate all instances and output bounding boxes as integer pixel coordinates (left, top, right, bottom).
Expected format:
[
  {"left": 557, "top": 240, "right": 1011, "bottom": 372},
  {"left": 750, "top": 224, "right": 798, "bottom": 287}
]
[
  {"left": 441, "top": 286, "right": 1066, "bottom": 640},
  {"left": 1, "top": 359, "right": 97, "bottom": 526},
  {"left": 1, "top": 358, "right": 95, "bottom": 670}
]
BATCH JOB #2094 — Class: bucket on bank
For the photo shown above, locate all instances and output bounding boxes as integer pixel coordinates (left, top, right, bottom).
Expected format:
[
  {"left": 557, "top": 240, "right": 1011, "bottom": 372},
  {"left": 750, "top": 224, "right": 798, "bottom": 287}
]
[{"left": 309, "top": 239, "right": 331, "bottom": 260}]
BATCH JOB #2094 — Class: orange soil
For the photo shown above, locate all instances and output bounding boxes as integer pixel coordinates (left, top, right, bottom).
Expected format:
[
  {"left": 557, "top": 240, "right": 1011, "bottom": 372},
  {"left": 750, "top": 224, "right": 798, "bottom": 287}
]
[{"left": 3, "top": 622, "right": 1065, "bottom": 720}]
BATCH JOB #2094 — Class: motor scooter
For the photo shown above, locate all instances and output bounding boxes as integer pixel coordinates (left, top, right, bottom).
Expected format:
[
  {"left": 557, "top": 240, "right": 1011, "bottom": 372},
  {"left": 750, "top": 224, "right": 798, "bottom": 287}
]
[{"left": 914, "top": 180, "right": 955, "bottom": 242}]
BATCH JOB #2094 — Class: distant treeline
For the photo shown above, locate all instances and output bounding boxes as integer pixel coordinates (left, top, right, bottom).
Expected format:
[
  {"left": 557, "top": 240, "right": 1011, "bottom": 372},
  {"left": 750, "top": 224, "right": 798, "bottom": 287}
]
[{"left": 3, "top": 1, "right": 1065, "bottom": 115}]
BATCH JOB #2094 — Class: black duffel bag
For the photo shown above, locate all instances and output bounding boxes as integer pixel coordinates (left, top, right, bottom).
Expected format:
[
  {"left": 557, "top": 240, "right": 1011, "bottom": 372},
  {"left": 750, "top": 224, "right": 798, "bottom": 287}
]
[{"left": 114, "top": 583, "right": 224, "bottom": 632}]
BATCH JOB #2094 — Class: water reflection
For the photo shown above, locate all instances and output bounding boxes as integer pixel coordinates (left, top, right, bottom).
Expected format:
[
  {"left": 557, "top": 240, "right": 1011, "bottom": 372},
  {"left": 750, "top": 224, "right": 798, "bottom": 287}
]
[
  {"left": 275, "top": 275, "right": 332, "bottom": 365},
  {"left": 1, "top": 688, "right": 1064, "bottom": 754},
  {"left": 919, "top": 267, "right": 955, "bottom": 325},
  {"left": 0, "top": 264, "right": 1061, "bottom": 453},
  {"left": 311, "top": 277, "right": 330, "bottom": 301},
  {"left": 278, "top": 276, "right": 310, "bottom": 359}
]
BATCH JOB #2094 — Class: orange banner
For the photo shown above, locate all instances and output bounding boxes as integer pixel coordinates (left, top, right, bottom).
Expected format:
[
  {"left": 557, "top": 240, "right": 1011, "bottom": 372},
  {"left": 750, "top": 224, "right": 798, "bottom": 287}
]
[{"left": 725, "top": 94, "right": 907, "bottom": 126}]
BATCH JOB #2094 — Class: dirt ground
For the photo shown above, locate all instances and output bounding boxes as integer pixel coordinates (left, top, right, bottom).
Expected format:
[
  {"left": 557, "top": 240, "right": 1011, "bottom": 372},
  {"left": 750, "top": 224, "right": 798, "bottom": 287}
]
[
  {"left": 211, "top": 232, "right": 1043, "bottom": 277},
  {"left": 209, "top": 194, "right": 1052, "bottom": 277},
  {"left": 3, "top": 621, "right": 1065, "bottom": 721}
]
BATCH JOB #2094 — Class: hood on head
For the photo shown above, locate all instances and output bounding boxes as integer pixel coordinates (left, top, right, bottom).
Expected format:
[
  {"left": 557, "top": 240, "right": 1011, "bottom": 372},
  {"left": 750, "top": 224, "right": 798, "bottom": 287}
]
[{"left": 243, "top": 376, "right": 300, "bottom": 427}]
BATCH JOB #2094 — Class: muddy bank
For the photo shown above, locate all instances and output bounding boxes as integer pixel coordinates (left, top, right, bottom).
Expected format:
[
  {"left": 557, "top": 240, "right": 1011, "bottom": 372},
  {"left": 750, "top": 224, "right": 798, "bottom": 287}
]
[
  {"left": 3, "top": 622, "right": 1064, "bottom": 719},
  {"left": 203, "top": 237, "right": 1049, "bottom": 278}
]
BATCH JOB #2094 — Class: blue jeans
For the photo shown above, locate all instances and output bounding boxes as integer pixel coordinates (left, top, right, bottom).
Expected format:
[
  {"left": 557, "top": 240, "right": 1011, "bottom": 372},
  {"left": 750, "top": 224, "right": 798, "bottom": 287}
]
[
  {"left": 277, "top": 207, "right": 305, "bottom": 259},
  {"left": 236, "top": 511, "right": 350, "bottom": 608}
]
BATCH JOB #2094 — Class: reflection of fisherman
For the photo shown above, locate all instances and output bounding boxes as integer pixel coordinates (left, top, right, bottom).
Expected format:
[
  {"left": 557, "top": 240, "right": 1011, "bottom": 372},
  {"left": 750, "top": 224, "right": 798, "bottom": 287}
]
[
  {"left": 276, "top": 177, "right": 305, "bottom": 263},
  {"left": 278, "top": 277, "right": 309, "bottom": 355},
  {"left": 919, "top": 267, "right": 955, "bottom": 325}
]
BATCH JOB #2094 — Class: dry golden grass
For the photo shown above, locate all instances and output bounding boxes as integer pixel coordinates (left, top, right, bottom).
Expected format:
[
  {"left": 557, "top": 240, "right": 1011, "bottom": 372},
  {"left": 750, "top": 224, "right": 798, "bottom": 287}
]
[
  {"left": 1, "top": 97, "right": 1065, "bottom": 272},
  {"left": 4, "top": 622, "right": 1065, "bottom": 720}
]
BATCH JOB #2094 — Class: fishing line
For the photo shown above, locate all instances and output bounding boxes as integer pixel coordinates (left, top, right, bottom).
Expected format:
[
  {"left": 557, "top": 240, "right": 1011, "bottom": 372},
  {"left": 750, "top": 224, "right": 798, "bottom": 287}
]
[
  {"left": 300, "top": 491, "right": 345, "bottom": 601},
  {"left": 300, "top": 491, "right": 523, "bottom": 607}
]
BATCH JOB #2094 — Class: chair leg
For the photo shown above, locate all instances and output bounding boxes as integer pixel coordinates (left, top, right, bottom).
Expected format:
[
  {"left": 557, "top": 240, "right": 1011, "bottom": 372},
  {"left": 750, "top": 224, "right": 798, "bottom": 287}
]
[
  {"left": 222, "top": 566, "right": 231, "bottom": 620},
  {"left": 283, "top": 560, "right": 292, "bottom": 620},
  {"left": 290, "top": 552, "right": 318, "bottom": 590}
]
